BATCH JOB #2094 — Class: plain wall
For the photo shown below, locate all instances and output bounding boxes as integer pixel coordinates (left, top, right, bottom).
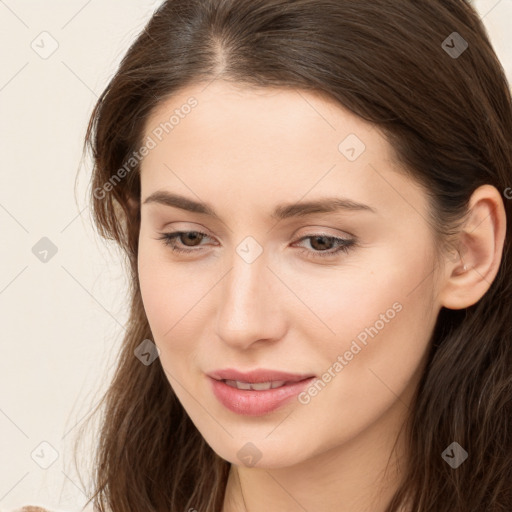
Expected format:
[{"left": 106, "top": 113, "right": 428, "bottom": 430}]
[{"left": 0, "top": 1, "right": 511, "bottom": 510}]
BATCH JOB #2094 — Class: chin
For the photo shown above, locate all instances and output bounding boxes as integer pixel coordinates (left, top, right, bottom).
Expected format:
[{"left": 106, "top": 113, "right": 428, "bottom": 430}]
[{"left": 202, "top": 434, "right": 316, "bottom": 470}]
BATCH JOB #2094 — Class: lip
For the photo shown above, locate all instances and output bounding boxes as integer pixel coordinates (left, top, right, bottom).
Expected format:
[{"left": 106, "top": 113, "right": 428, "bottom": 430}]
[
  {"left": 207, "top": 368, "right": 315, "bottom": 383},
  {"left": 207, "top": 368, "right": 316, "bottom": 416}
]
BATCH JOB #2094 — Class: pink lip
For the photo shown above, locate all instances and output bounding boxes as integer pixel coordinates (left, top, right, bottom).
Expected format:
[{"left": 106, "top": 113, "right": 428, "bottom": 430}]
[
  {"left": 207, "top": 368, "right": 316, "bottom": 416},
  {"left": 207, "top": 368, "right": 314, "bottom": 383}
]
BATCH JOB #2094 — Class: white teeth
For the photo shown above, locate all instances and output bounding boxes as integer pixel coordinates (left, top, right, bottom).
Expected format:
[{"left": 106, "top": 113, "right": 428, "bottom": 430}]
[{"left": 224, "top": 380, "right": 287, "bottom": 390}]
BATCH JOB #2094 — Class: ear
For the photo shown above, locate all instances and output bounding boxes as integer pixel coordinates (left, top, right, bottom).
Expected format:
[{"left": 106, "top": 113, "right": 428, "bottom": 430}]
[{"left": 438, "top": 184, "right": 507, "bottom": 310}]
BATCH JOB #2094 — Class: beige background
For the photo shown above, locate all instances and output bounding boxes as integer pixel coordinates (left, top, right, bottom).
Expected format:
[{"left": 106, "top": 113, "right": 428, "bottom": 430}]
[{"left": 0, "top": 1, "right": 510, "bottom": 510}]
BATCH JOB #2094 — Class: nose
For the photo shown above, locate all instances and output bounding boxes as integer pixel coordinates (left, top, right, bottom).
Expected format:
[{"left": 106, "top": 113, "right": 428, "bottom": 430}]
[{"left": 215, "top": 249, "right": 286, "bottom": 350}]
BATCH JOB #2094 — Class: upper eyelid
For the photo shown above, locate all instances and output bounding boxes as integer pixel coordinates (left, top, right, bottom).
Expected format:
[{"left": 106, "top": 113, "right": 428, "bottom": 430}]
[
  {"left": 163, "top": 230, "right": 353, "bottom": 245},
  {"left": 161, "top": 222, "right": 354, "bottom": 238}
]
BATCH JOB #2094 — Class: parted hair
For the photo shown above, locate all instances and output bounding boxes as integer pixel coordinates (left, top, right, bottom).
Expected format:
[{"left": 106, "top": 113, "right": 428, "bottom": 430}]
[{"left": 74, "top": 1, "right": 512, "bottom": 511}]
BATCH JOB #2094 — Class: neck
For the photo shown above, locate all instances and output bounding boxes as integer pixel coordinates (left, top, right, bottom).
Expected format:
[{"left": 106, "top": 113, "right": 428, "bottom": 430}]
[{"left": 222, "top": 397, "right": 411, "bottom": 512}]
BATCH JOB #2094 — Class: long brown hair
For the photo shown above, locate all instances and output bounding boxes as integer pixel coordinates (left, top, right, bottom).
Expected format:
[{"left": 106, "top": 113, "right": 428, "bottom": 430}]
[{"left": 74, "top": 1, "right": 512, "bottom": 510}]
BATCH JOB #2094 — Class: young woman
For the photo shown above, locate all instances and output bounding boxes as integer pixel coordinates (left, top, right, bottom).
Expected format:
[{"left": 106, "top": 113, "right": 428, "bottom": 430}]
[{"left": 21, "top": 1, "right": 512, "bottom": 511}]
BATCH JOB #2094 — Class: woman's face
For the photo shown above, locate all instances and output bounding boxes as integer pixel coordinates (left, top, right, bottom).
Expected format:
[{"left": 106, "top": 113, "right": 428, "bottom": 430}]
[{"left": 137, "top": 80, "right": 442, "bottom": 468}]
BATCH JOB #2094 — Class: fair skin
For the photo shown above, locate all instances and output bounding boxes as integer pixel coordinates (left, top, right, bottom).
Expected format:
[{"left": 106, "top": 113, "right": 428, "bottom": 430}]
[{"left": 136, "top": 80, "right": 506, "bottom": 512}]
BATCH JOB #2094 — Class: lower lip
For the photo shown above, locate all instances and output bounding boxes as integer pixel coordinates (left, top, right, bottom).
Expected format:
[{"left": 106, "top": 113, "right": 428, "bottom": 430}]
[{"left": 208, "top": 376, "right": 316, "bottom": 416}]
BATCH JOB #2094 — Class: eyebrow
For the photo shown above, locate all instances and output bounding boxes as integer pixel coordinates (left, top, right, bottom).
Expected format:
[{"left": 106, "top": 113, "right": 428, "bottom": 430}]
[{"left": 142, "top": 191, "right": 377, "bottom": 220}]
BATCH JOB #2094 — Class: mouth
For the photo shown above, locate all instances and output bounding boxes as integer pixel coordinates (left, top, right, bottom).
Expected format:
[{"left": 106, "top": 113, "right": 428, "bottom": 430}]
[
  {"left": 221, "top": 379, "right": 294, "bottom": 390},
  {"left": 206, "top": 368, "right": 316, "bottom": 416}
]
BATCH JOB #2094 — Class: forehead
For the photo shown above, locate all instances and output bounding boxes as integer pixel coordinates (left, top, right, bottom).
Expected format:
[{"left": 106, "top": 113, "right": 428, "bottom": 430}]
[
  {"left": 139, "top": 80, "right": 426, "bottom": 222},
  {"left": 142, "top": 80, "right": 379, "bottom": 156}
]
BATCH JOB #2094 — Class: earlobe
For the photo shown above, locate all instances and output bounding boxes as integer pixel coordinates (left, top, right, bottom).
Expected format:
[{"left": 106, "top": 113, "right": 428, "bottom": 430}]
[{"left": 439, "top": 184, "right": 507, "bottom": 310}]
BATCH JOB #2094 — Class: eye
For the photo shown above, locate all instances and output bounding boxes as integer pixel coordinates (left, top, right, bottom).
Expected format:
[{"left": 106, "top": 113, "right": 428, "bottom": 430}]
[
  {"left": 292, "top": 234, "right": 356, "bottom": 260},
  {"left": 156, "top": 231, "right": 356, "bottom": 260},
  {"left": 157, "top": 230, "right": 212, "bottom": 255}
]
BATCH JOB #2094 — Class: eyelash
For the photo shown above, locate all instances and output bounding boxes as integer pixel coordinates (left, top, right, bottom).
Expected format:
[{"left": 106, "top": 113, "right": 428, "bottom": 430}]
[{"left": 156, "top": 230, "right": 356, "bottom": 260}]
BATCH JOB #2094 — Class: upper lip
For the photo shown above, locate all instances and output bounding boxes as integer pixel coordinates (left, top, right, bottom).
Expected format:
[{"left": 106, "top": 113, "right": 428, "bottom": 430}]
[{"left": 207, "top": 368, "right": 315, "bottom": 383}]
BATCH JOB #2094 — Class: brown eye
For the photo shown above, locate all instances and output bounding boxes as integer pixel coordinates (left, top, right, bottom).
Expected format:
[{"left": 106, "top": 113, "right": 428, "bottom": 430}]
[
  {"left": 293, "top": 234, "right": 356, "bottom": 260},
  {"left": 157, "top": 230, "right": 212, "bottom": 254},
  {"left": 177, "top": 231, "right": 206, "bottom": 247},
  {"left": 308, "top": 235, "right": 337, "bottom": 251}
]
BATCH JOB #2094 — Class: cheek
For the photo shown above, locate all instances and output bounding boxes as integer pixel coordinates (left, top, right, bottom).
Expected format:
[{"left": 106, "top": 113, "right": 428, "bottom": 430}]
[
  {"left": 138, "top": 237, "right": 179, "bottom": 343},
  {"left": 274, "top": 241, "right": 436, "bottom": 353},
  {"left": 137, "top": 238, "right": 212, "bottom": 365},
  {"left": 298, "top": 247, "right": 437, "bottom": 427}
]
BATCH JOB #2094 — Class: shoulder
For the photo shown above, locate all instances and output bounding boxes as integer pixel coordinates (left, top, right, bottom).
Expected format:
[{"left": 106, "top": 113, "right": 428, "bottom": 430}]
[
  {"left": 8, "top": 508, "right": 56, "bottom": 512},
  {"left": 1, "top": 505, "right": 97, "bottom": 512},
  {"left": 1, "top": 508, "right": 55, "bottom": 512},
  {"left": 0, "top": 508, "right": 55, "bottom": 512}
]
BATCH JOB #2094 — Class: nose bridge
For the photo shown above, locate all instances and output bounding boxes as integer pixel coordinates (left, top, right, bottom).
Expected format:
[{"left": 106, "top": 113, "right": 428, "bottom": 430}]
[{"left": 216, "top": 244, "right": 282, "bottom": 346}]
